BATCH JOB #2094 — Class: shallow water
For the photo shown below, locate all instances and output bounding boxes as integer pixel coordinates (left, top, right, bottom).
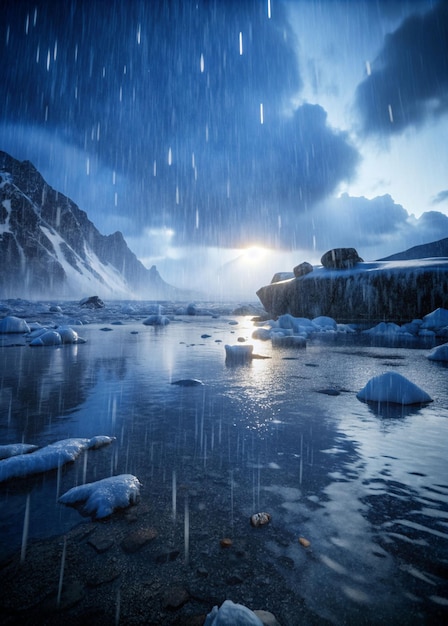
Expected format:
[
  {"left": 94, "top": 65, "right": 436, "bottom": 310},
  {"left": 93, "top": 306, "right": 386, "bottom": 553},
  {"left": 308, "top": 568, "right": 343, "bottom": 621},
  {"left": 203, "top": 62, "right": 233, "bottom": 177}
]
[{"left": 0, "top": 312, "right": 447, "bottom": 623}]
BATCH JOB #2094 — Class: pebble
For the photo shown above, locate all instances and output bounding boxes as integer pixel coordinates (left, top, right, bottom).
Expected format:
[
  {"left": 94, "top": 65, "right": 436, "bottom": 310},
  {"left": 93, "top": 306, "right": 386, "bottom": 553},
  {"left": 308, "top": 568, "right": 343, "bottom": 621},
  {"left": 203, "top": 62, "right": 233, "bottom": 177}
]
[
  {"left": 121, "top": 527, "right": 158, "bottom": 553},
  {"left": 250, "top": 512, "right": 272, "bottom": 527},
  {"left": 162, "top": 586, "right": 190, "bottom": 610}
]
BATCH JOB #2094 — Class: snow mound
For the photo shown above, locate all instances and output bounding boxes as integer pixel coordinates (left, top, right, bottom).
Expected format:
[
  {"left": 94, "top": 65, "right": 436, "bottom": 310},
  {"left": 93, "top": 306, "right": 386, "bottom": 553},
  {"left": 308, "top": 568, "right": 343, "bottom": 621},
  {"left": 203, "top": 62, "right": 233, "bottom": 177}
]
[
  {"left": 0, "top": 443, "right": 38, "bottom": 460},
  {"left": 0, "top": 436, "right": 115, "bottom": 482},
  {"left": 357, "top": 372, "right": 432, "bottom": 405},
  {"left": 59, "top": 474, "right": 141, "bottom": 519},
  {"left": 0, "top": 315, "right": 30, "bottom": 333},
  {"left": 205, "top": 600, "right": 263, "bottom": 626},
  {"left": 427, "top": 342, "right": 448, "bottom": 362}
]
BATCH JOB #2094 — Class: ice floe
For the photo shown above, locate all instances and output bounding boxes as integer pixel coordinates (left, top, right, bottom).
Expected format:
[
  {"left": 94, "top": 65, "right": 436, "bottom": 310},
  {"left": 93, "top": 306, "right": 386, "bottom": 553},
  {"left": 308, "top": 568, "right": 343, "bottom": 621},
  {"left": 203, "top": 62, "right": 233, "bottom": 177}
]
[
  {"left": 0, "top": 315, "right": 30, "bottom": 333},
  {"left": 0, "top": 443, "right": 38, "bottom": 460},
  {"left": 427, "top": 342, "right": 448, "bottom": 362},
  {"left": 357, "top": 372, "right": 432, "bottom": 405},
  {"left": 59, "top": 474, "right": 141, "bottom": 519},
  {"left": 0, "top": 436, "right": 115, "bottom": 482},
  {"left": 225, "top": 344, "right": 254, "bottom": 363}
]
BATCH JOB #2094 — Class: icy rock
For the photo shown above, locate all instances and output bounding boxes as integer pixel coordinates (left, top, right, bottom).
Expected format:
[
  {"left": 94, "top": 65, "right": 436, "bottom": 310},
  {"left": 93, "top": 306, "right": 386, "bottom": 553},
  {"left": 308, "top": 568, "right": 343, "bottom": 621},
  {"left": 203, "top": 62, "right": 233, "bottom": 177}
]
[
  {"left": 79, "top": 296, "right": 105, "bottom": 309},
  {"left": 186, "top": 302, "right": 198, "bottom": 315},
  {"left": 29, "top": 330, "right": 62, "bottom": 346},
  {"left": 204, "top": 600, "right": 264, "bottom": 626},
  {"left": 421, "top": 308, "right": 448, "bottom": 332},
  {"left": 0, "top": 436, "right": 115, "bottom": 482},
  {"left": 0, "top": 443, "right": 38, "bottom": 460},
  {"left": 363, "top": 322, "right": 401, "bottom": 336},
  {"left": 357, "top": 372, "right": 432, "bottom": 405},
  {"left": 59, "top": 474, "right": 141, "bottom": 519},
  {"left": 427, "top": 343, "right": 448, "bottom": 362},
  {"left": 0, "top": 315, "right": 30, "bottom": 333},
  {"left": 57, "top": 325, "right": 79, "bottom": 343},
  {"left": 142, "top": 314, "right": 170, "bottom": 326},
  {"left": 225, "top": 344, "right": 254, "bottom": 362},
  {"left": 312, "top": 316, "right": 337, "bottom": 331}
]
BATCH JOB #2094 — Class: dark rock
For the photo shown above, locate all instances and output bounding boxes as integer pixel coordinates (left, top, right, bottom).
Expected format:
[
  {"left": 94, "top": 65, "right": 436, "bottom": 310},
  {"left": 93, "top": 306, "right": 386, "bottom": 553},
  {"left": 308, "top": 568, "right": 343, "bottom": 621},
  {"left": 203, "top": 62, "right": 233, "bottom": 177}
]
[
  {"left": 162, "top": 586, "right": 190, "bottom": 610},
  {"left": 88, "top": 537, "right": 114, "bottom": 554},
  {"left": 257, "top": 260, "right": 448, "bottom": 322},
  {"left": 121, "top": 527, "right": 158, "bottom": 553},
  {"left": 79, "top": 296, "right": 105, "bottom": 309},
  {"left": 85, "top": 559, "right": 122, "bottom": 587},
  {"left": 321, "top": 247, "right": 363, "bottom": 269},
  {"left": 155, "top": 549, "right": 180, "bottom": 564},
  {"left": 187, "top": 303, "right": 198, "bottom": 315},
  {"left": 225, "top": 574, "right": 244, "bottom": 585},
  {"left": 293, "top": 261, "right": 313, "bottom": 278}
]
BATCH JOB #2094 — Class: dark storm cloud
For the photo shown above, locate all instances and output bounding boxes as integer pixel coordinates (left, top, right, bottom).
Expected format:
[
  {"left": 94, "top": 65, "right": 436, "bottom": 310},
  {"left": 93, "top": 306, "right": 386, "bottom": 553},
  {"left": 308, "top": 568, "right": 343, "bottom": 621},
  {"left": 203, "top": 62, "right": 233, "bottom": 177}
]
[
  {"left": 355, "top": 1, "right": 448, "bottom": 135},
  {"left": 1, "top": 0, "right": 359, "bottom": 248},
  {"left": 306, "top": 194, "right": 448, "bottom": 258}
]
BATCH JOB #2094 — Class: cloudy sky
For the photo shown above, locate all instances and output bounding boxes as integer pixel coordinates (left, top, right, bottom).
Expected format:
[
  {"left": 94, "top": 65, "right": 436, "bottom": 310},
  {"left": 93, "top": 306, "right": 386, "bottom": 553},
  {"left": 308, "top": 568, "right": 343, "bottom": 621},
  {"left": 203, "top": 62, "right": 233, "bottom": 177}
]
[{"left": 1, "top": 0, "right": 447, "bottom": 297}]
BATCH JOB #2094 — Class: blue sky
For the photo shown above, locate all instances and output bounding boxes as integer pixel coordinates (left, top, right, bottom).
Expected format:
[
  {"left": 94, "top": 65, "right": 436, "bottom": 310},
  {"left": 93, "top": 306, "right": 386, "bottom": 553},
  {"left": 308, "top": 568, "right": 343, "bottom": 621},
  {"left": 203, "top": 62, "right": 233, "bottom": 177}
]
[{"left": 1, "top": 0, "right": 447, "bottom": 297}]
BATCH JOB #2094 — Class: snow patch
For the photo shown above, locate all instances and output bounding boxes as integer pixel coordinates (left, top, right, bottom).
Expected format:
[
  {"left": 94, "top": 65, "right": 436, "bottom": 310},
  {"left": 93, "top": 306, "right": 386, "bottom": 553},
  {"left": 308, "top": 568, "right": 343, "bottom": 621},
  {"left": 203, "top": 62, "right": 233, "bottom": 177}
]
[{"left": 59, "top": 474, "right": 141, "bottom": 519}]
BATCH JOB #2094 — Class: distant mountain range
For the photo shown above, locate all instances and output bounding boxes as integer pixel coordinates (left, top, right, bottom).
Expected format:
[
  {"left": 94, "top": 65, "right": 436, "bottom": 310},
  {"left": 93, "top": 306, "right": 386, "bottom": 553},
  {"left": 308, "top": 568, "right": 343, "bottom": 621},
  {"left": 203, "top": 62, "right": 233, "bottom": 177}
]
[
  {"left": 380, "top": 237, "right": 448, "bottom": 261},
  {"left": 0, "top": 151, "right": 185, "bottom": 300}
]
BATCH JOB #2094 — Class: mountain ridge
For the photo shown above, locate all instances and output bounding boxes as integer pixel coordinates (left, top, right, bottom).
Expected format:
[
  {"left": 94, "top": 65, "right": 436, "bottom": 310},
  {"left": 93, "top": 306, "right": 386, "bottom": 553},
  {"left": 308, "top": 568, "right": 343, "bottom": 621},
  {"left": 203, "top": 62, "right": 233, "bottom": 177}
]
[{"left": 0, "top": 151, "right": 183, "bottom": 300}]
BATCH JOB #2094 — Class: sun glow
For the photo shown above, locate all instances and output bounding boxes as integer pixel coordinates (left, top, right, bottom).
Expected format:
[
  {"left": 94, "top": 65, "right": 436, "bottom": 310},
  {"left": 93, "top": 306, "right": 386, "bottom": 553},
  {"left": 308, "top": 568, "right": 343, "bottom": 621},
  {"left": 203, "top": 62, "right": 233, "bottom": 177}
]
[{"left": 241, "top": 246, "right": 269, "bottom": 264}]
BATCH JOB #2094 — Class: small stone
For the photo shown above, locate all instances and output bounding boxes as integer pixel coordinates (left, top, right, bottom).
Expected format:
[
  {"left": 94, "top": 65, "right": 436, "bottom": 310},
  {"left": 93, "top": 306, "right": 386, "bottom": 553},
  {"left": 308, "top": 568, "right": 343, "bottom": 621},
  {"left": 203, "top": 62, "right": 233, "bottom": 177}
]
[
  {"left": 88, "top": 537, "right": 114, "bottom": 554},
  {"left": 226, "top": 574, "right": 244, "bottom": 585},
  {"left": 250, "top": 512, "right": 272, "bottom": 527},
  {"left": 220, "top": 538, "right": 233, "bottom": 548},
  {"left": 121, "top": 527, "right": 158, "bottom": 553},
  {"left": 299, "top": 536, "right": 311, "bottom": 548},
  {"left": 155, "top": 549, "right": 180, "bottom": 564},
  {"left": 196, "top": 567, "right": 209, "bottom": 578},
  {"left": 162, "top": 586, "right": 189, "bottom": 610}
]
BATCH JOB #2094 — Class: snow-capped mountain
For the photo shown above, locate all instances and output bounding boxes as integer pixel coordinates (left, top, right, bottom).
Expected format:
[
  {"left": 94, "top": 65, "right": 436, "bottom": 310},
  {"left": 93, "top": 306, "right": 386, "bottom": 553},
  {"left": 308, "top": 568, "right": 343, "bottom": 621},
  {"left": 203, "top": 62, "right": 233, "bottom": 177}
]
[{"left": 0, "top": 151, "right": 178, "bottom": 299}]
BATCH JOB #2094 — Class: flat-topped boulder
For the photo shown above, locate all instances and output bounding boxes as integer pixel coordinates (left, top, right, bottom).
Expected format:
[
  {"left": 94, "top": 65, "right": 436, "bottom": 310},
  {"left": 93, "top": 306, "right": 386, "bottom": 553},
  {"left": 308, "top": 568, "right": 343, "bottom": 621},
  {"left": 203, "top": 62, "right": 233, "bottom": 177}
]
[
  {"left": 321, "top": 247, "right": 364, "bottom": 269},
  {"left": 256, "top": 258, "right": 448, "bottom": 322}
]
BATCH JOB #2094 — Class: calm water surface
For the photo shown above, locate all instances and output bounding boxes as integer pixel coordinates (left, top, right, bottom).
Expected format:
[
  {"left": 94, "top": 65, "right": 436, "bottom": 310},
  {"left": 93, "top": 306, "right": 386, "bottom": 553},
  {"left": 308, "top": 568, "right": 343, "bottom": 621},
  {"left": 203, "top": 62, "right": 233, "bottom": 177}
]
[{"left": 0, "top": 314, "right": 447, "bottom": 624}]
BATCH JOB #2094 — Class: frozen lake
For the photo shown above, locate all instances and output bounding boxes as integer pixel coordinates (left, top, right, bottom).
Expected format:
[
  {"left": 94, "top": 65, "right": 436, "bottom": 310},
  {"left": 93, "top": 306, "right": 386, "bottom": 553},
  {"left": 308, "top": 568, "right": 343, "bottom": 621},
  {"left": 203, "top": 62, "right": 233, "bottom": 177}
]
[{"left": 0, "top": 307, "right": 447, "bottom": 624}]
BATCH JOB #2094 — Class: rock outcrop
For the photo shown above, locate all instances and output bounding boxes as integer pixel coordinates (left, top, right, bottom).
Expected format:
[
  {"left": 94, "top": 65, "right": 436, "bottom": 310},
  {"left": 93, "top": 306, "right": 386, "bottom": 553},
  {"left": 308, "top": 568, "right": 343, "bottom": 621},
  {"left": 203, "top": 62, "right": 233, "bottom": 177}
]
[{"left": 256, "top": 257, "right": 448, "bottom": 323}]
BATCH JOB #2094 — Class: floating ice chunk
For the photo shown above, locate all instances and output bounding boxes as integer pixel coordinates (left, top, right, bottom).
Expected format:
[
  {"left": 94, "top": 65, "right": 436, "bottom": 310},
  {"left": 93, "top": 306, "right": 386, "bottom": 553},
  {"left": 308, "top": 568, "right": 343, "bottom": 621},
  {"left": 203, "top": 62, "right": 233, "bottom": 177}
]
[
  {"left": 57, "top": 325, "right": 79, "bottom": 343},
  {"left": 252, "top": 328, "right": 272, "bottom": 341},
  {"left": 427, "top": 343, "right": 448, "bottom": 362},
  {"left": 0, "top": 316, "right": 30, "bottom": 333},
  {"left": 271, "top": 334, "right": 306, "bottom": 348},
  {"left": 0, "top": 443, "right": 38, "bottom": 460},
  {"left": 421, "top": 308, "right": 448, "bottom": 332},
  {"left": 204, "top": 600, "right": 263, "bottom": 626},
  {"left": 29, "top": 330, "right": 62, "bottom": 346},
  {"left": 363, "top": 322, "right": 401, "bottom": 336},
  {"left": 225, "top": 344, "right": 253, "bottom": 362},
  {"left": 312, "top": 316, "right": 337, "bottom": 331},
  {"left": 357, "top": 372, "right": 432, "bottom": 405},
  {"left": 142, "top": 314, "right": 170, "bottom": 326},
  {"left": 59, "top": 474, "right": 141, "bottom": 519},
  {"left": 0, "top": 436, "right": 115, "bottom": 482},
  {"left": 278, "top": 314, "right": 315, "bottom": 334}
]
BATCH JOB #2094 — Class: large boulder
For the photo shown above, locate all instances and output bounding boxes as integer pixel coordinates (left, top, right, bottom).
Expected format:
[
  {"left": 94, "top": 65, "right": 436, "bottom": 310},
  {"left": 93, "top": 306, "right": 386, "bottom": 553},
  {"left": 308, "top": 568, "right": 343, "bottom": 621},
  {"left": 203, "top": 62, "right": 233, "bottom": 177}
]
[
  {"left": 256, "top": 259, "right": 448, "bottom": 322},
  {"left": 321, "top": 248, "right": 363, "bottom": 269}
]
